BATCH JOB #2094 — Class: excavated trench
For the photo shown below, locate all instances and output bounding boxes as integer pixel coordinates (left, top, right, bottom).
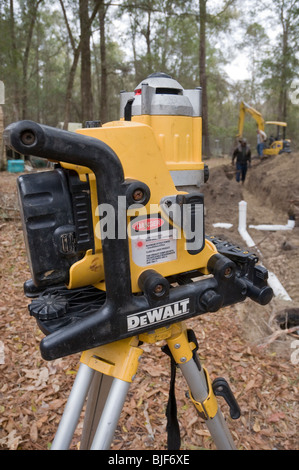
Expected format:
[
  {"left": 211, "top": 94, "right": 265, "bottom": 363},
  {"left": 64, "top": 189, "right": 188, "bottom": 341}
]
[{"left": 201, "top": 153, "right": 299, "bottom": 352}]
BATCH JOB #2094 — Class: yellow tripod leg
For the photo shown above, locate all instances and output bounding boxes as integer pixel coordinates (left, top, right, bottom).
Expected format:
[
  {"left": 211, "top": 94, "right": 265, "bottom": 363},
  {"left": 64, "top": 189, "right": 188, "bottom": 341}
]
[
  {"left": 165, "top": 322, "right": 236, "bottom": 449},
  {"left": 166, "top": 323, "right": 218, "bottom": 420}
]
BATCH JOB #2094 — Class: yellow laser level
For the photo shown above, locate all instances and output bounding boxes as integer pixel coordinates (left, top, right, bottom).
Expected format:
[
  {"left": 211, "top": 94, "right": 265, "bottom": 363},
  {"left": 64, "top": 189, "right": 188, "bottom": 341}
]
[{"left": 4, "top": 73, "right": 273, "bottom": 361}]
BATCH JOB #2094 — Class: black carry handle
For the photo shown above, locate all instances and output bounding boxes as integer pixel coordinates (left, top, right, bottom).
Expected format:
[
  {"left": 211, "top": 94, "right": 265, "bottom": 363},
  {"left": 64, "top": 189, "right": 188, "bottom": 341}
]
[{"left": 4, "top": 120, "right": 131, "bottom": 302}]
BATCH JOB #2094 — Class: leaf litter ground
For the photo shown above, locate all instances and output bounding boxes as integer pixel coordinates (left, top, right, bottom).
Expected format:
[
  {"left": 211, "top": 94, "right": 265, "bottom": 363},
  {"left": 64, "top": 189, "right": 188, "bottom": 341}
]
[{"left": 0, "top": 154, "right": 298, "bottom": 450}]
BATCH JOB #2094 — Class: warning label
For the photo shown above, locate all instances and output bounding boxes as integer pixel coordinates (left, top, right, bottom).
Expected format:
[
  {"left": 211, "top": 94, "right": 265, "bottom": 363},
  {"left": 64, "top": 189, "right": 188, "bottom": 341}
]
[{"left": 131, "top": 230, "right": 177, "bottom": 267}]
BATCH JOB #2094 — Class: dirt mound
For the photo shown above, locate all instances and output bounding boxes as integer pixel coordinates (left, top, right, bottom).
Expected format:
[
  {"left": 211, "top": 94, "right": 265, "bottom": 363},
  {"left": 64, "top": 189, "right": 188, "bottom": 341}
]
[
  {"left": 201, "top": 153, "right": 299, "bottom": 245},
  {"left": 246, "top": 154, "right": 299, "bottom": 218},
  {"left": 201, "top": 163, "right": 243, "bottom": 237}
]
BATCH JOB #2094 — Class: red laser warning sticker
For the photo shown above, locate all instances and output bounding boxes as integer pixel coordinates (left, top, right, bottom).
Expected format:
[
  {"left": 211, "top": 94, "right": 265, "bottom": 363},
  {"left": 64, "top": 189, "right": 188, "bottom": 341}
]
[
  {"left": 130, "top": 216, "right": 177, "bottom": 267},
  {"left": 132, "top": 218, "right": 164, "bottom": 232}
]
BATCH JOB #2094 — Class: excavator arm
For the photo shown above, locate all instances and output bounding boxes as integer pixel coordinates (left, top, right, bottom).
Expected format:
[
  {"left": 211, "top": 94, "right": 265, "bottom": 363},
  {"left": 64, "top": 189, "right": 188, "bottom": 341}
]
[{"left": 237, "top": 101, "right": 265, "bottom": 138}]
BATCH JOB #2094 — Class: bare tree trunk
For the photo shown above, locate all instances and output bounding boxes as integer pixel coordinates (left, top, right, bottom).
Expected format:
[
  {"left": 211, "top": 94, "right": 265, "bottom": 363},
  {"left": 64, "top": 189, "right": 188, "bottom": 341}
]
[
  {"left": 80, "top": 0, "right": 93, "bottom": 124},
  {"left": 0, "top": 105, "right": 5, "bottom": 170},
  {"left": 21, "top": 0, "right": 43, "bottom": 120},
  {"left": 59, "top": 0, "right": 101, "bottom": 129},
  {"left": 64, "top": 47, "right": 81, "bottom": 129},
  {"left": 9, "top": 0, "right": 20, "bottom": 121},
  {"left": 199, "top": 0, "right": 211, "bottom": 157},
  {"left": 145, "top": 8, "right": 152, "bottom": 74},
  {"left": 128, "top": 11, "right": 139, "bottom": 81},
  {"left": 99, "top": 0, "right": 108, "bottom": 123},
  {"left": 278, "top": 21, "right": 289, "bottom": 122},
  {"left": 160, "top": 1, "right": 173, "bottom": 71}
]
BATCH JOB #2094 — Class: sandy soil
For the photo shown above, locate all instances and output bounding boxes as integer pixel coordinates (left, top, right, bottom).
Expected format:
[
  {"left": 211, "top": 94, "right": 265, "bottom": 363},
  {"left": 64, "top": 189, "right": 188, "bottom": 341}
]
[{"left": 0, "top": 153, "right": 298, "bottom": 450}]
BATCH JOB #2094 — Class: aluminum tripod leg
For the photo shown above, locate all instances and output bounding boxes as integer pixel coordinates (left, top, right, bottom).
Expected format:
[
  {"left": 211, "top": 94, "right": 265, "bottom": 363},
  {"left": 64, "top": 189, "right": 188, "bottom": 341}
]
[
  {"left": 89, "top": 377, "right": 131, "bottom": 450},
  {"left": 78, "top": 335, "right": 142, "bottom": 450},
  {"left": 51, "top": 363, "right": 95, "bottom": 450},
  {"left": 179, "top": 357, "right": 236, "bottom": 450},
  {"left": 166, "top": 325, "right": 237, "bottom": 450},
  {"left": 80, "top": 372, "right": 114, "bottom": 449}
]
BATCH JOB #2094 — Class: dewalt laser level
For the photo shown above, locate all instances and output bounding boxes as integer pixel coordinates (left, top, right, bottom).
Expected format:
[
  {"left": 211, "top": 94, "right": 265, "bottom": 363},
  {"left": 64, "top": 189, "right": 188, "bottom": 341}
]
[{"left": 4, "top": 73, "right": 273, "bottom": 450}]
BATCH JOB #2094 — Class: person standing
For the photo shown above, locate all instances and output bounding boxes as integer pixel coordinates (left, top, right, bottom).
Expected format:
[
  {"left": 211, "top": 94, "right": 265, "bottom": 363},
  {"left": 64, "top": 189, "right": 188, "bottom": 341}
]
[
  {"left": 232, "top": 138, "right": 251, "bottom": 184},
  {"left": 257, "top": 129, "right": 267, "bottom": 157}
]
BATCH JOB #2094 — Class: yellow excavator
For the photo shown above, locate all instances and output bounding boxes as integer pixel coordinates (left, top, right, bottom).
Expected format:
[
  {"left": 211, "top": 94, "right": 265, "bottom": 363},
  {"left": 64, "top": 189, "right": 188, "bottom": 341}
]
[{"left": 237, "top": 101, "right": 291, "bottom": 156}]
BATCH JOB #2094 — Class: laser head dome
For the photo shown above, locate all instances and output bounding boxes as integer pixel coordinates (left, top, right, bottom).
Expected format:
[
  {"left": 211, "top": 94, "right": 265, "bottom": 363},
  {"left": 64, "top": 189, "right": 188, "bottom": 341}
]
[{"left": 120, "top": 73, "right": 202, "bottom": 118}]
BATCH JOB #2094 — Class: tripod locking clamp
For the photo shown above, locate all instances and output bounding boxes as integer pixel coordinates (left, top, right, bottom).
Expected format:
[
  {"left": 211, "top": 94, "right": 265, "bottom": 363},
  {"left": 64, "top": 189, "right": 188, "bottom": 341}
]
[
  {"left": 212, "top": 377, "right": 241, "bottom": 420},
  {"left": 188, "top": 367, "right": 218, "bottom": 420}
]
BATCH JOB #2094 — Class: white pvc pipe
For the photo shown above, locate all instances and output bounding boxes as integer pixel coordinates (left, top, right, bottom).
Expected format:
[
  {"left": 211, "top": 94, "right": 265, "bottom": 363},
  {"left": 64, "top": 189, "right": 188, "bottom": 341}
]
[
  {"left": 237, "top": 201, "right": 292, "bottom": 302},
  {"left": 213, "top": 223, "right": 233, "bottom": 229},
  {"left": 238, "top": 200, "right": 248, "bottom": 233},
  {"left": 238, "top": 201, "right": 262, "bottom": 255},
  {"left": 249, "top": 219, "right": 295, "bottom": 231},
  {"left": 267, "top": 272, "right": 292, "bottom": 302}
]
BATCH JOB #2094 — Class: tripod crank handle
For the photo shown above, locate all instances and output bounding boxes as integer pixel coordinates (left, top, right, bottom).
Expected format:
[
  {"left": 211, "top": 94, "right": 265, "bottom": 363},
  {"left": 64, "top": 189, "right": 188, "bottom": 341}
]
[{"left": 212, "top": 377, "right": 241, "bottom": 420}]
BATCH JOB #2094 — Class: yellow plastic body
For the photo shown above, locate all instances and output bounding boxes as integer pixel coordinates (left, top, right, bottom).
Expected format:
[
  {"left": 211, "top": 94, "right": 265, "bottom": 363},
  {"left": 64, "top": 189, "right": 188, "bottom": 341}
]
[
  {"left": 80, "top": 336, "right": 143, "bottom": 383},
  {"left": 61, "top": 118, "right": 217, "bottom": 293},
  {"left": 132, "top": 115, "right": 204, "bottom": 172}
]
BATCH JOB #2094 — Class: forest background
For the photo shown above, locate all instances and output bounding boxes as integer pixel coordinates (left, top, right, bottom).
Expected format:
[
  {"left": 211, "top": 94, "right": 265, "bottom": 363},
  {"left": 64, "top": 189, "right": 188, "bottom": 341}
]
[{"left": 0, "top": 0, "right": 299, "bottom": 158}]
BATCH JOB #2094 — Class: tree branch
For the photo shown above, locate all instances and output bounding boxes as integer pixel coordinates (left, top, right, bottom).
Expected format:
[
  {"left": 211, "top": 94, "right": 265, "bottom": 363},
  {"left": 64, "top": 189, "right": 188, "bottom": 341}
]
[{"left": 212, "top": 0, "right": 236, "bottom": 19}]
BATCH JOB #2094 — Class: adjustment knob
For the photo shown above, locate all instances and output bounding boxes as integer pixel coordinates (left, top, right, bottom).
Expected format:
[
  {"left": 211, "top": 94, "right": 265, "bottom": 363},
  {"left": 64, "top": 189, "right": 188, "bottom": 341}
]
[
  {"left": 29, "top": 293, "right": 68, "bottom": 320},
  {"left": 199, "top": 289, "right": 223, "bottom": 312}
]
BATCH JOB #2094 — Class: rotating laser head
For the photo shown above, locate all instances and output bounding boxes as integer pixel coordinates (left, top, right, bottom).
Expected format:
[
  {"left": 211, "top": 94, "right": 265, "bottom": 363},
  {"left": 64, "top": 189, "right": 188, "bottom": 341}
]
[{"left": 120, "top": 73, "right": 207, "bottom": 190}]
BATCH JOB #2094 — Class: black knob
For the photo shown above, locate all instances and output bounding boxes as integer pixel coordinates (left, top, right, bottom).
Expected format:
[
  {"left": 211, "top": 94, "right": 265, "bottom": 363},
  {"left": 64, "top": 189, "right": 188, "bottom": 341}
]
[
  {"left": 29, "top": 294, "right": 67, "bottom": 320},
  {"left": 138, "top": 269, "right": 169, "bottom": 300},
  {"left": 199, "top": 289, "right": 223, "bottom": 312}
]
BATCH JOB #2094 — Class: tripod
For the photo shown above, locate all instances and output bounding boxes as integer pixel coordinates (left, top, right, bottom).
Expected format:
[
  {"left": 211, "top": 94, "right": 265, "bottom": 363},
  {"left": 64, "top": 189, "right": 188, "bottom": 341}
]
[{"left": 51, "top": 322, "right": 240, "bottom": 450}]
